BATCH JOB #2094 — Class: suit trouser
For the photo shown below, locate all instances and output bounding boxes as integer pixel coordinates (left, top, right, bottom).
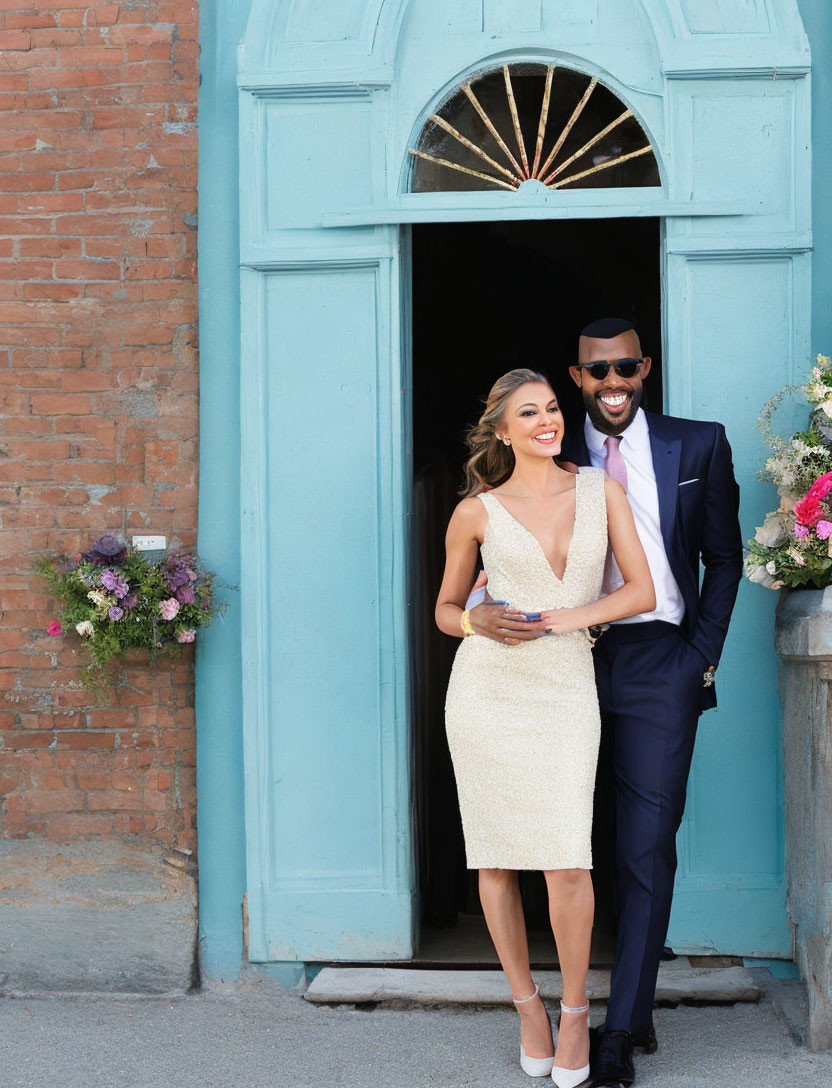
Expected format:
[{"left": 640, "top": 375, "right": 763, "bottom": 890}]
[{"left": 592, "top": 620, "right": 703, "bottom": 1035}]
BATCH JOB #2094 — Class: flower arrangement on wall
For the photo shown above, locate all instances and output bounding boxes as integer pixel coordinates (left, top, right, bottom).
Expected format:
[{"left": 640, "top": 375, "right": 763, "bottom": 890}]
[
  {"left": 746, "top": 355, "right": 832, "bottom": 590},
  {"left": 37, "top": 534, "right": 225, "bottom": 693}
]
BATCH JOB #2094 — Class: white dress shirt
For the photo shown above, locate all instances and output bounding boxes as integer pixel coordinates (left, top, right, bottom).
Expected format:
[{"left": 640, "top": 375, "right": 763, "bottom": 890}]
[{"left": 585, "top": 408, "right": 685, "bottom": 626}]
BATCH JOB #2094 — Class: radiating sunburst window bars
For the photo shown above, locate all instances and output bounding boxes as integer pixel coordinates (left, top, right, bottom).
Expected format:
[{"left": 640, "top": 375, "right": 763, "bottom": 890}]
[{"left": 409, "top": 64, "right": 660, "bottom": 193}]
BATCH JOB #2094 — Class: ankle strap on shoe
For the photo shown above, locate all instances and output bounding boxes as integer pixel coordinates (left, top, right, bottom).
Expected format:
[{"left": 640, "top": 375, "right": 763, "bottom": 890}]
[
  {"left": 513, "top": 984, "right": 540, "bottom": 1005},
  {"left": 560, "top": 1000, "right": 589, "bottom": 1013}
]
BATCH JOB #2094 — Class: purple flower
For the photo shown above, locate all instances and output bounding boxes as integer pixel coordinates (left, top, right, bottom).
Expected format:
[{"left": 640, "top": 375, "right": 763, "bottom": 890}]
[
  {"left": 102, "top": 569, "right": 130, "bottom": 599},
  {"left": 108, "top": 606, "right": 124, "bottom": 622},
  {"left": 817, "top": 520, "right": 832, "bottom": 540},
  {"left": 83, "top": 534, "right": 127, "bottom": 566},
  {"left": 176, "top": 585, "right": 195, "bottom": 604},
  {"left": 177, "top": 629, "right": 196, "bottom": 643},
  {"left": 93, "top": 534, "right": 123, "bottom": 557},
  {"left": 162, "top": 553, "right": 196, "bottom": 592},
  {"left": 121, "top": 594, "right": 138, "bottom": 611},
  {"left": 160, "top": 598, "right": 180, "bottom": 621},
  {"left": 794, "top": 523, "right": 810, "bottom": 539}
]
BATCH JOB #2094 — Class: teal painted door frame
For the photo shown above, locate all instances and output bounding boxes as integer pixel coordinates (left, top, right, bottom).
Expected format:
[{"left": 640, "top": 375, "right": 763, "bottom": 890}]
[{"left": 237, "top": 0, "right": 810, "bottom": 964}]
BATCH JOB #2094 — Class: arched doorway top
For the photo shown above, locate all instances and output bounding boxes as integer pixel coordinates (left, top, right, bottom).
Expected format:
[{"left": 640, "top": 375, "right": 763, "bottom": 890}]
[
  {"left": 239, "top": 0, "right": 808, "bottom": 81},
  {"left": 408, "top": 62, "right": 661, "bottom": 195}
]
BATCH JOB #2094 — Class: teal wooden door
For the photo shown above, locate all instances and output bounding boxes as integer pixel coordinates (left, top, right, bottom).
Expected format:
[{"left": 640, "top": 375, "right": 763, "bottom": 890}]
[{"left": 238, "top": 0, "right": 809, "bottom": 963}]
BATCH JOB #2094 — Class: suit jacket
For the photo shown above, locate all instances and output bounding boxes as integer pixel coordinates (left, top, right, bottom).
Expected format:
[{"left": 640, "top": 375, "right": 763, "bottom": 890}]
[{"left": 561, "top": 411, "right": 743, "bottom": 711}]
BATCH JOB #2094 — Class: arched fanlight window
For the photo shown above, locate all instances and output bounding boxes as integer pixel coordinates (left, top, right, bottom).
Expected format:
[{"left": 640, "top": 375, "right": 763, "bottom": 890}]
[{"left": 409, "top": 64, "right": 659, "bottom": 193}]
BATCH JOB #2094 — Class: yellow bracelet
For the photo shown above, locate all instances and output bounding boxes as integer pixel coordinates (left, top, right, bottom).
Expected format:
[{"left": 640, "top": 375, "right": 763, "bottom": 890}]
[{"left": 460, "top": 609, "right": 475, "bottom": 637}]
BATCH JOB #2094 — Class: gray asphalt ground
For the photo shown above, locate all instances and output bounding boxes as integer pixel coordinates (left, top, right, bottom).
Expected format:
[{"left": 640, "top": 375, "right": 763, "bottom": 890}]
[{"left": 2, "top": 975, "right": 832, "bottom": 1088}]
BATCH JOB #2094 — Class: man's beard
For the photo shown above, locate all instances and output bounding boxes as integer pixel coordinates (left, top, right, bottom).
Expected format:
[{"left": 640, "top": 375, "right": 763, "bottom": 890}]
[{"left": 584, "top": 385, "right": 643, "bottom": 436}]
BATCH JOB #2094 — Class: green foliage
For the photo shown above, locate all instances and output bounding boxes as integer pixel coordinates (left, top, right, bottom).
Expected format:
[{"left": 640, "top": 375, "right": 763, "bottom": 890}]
[{"left": 36, "top": 539, "right": 226, "bottom": 696}]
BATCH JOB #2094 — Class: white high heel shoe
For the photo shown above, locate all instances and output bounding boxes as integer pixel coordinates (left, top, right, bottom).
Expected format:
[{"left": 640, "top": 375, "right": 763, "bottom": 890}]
[
  {"left": 551, "top": 1001, "right": 591, "bottom": 1088},
  {"left": 513, "top": 984, "right": 555, "bottom": 1078}
]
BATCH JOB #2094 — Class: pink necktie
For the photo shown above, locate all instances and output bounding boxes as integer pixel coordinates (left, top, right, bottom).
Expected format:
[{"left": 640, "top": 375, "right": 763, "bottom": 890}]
[
  {"left": 604, "top": 435, "right": 628, "bottom": 492},
  {"left": 602, "top": 436, "right": 627, "bottom": 594}
]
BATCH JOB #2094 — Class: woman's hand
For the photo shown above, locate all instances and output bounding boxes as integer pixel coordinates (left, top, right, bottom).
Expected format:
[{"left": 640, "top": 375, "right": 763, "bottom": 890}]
[{"left": 540, "top": 607, "right": 584, "bottom": 635}]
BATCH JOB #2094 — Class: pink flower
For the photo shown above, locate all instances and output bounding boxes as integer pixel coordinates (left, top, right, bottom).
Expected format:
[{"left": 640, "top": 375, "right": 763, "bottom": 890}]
[
  {"left": 159, "top": 598, "right": 180, "bottom": 621},
  {"left": 794, "top": 523, "right": 810, "bottom": 539},
  {"left": 807, "top": 471, "right": 832, "bottom": 501},
  {"left": 177, "top": 629, "right": 196, "bottom": 644},
  {"left": 47, "top": 620, "right": 62, "bottom": 637},
  {"left": 817, "top": 520, "right": 832, "bottom": 540},
  {"left": 794, "top": 494, "right": 824, "bottom": 527}
]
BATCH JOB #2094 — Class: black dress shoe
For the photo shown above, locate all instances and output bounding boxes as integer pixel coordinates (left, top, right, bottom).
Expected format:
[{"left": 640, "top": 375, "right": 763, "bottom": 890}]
[
  {"left": 589, "top": 1028, "right": 635, "bottom": 1087},
  {"left": 631, "top": 1019, "right": 657, "bottom": 1054}
]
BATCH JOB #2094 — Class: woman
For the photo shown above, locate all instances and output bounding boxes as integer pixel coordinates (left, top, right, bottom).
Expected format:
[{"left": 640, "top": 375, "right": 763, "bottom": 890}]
[{"left": 435, "top": 369, "right": 654, "bottom": 1087}]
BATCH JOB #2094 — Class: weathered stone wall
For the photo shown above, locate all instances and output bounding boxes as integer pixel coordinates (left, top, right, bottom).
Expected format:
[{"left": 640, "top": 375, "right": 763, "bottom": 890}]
[
  {"left": 776, "top": 588, "right": 832, "bottom": 1051},
  {"left": 0, "top": 1, "right": 199, "bottom": 851}
]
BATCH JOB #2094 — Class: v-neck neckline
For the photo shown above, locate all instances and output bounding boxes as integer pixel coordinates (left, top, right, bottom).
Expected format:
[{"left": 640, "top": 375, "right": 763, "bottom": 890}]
[{"left": 485, "top": 475, "right": 581, "bottom": 585}]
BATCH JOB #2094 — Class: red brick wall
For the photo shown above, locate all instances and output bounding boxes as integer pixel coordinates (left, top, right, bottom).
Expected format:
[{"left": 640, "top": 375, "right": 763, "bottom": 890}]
[{"left": 0, "top": 2, "right": 199, "bottom": 849}]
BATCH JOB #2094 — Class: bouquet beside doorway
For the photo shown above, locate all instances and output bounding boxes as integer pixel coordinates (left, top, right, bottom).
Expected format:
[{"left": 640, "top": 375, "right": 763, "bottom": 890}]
[
  {"left": 37, "top": 534, "right": 226, "bottom": 695},
  {"left": 746, "top": 354, "right": 832, "bottom": 590}
]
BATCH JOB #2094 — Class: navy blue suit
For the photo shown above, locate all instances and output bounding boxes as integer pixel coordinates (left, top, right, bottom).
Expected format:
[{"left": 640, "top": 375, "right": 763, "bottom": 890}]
[{"left": 562, "top": 411, "right": 742, "bottom": 1034}]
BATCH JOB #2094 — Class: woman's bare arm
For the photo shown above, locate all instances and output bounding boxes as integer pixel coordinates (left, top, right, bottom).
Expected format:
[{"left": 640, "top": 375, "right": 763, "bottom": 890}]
[{"left": 435, "top": 497, "right": 487, "bottom": 638}]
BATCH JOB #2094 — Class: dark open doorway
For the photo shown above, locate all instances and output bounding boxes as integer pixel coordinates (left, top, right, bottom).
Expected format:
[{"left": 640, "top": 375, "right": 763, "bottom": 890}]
[{"left": 410, "top": 217, "right": 662, "bottom": 965}]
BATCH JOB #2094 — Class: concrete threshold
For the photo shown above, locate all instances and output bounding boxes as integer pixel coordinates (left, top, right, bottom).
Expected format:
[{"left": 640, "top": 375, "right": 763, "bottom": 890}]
[{"left": 304, "top": 957, "right": 761, "bottom": 1007}]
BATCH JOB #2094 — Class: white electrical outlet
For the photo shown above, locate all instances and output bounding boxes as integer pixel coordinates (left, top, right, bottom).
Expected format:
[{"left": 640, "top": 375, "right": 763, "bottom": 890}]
[{"left": 132, "top": 535, "right": 167, "bottom": 552}]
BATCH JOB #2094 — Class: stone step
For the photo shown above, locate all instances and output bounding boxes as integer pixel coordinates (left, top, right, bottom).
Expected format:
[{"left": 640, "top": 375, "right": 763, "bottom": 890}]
[{"left": 304, "top": 958, "right": 761, "bottom": 1007}]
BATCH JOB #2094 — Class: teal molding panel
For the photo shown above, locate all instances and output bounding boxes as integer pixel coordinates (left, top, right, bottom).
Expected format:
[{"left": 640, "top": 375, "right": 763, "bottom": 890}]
[
  {"left": 239, "top": 254, "right": 415, "bottom": 962},
  {"left": 323, "top": 200, "right": 746, "bottom": 227}
]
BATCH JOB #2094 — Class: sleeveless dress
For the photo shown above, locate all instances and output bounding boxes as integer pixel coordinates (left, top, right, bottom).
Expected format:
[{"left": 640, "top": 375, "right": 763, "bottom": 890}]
[{"left": 445, "top": 468, "right": 608, "bottom": 871}]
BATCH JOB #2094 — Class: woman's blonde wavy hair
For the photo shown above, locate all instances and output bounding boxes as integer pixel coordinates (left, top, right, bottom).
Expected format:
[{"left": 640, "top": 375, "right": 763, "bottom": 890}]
[{"left": 460, "top": 368, "right": 553, "bottom": 497}]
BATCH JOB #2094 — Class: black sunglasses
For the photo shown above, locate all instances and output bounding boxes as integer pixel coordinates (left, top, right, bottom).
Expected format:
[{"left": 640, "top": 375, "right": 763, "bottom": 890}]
[{"left": 575, "top": 358, "right": 645, "bottom": 380}]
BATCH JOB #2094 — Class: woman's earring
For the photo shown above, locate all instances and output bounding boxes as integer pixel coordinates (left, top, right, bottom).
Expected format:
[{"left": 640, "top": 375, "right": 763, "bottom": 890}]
[{"left": 502, "top": 437, "right": 511, "bottom": 447}]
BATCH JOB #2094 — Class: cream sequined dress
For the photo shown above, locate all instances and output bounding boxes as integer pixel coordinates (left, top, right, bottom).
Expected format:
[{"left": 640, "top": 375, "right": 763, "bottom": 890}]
[{"left": 445, "top": 468, "right": 608, "bottom": 871}]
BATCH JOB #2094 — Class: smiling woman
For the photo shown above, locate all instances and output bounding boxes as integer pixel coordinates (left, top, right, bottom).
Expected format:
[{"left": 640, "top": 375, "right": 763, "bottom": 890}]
[{"left": 433, "top": 365, "right": 653, "bottom": 1083}]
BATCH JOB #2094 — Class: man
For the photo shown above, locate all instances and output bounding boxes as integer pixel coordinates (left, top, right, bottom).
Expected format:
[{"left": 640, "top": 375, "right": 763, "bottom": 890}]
[{"left": 468, "top": 317, "right": 742, "bottom": 1087}]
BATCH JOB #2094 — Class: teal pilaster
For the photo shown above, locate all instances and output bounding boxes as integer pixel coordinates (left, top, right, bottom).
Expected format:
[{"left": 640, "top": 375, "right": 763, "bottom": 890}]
[
  {"left": 195, "top": 0, "right": 251, "bottom": 981},
  {"left": 799, "top": 0, "right": 832, "bottom": 351}
]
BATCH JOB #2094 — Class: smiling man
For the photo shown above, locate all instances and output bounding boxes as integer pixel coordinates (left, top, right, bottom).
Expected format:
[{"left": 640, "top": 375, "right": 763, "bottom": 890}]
[{"left": 561, "top": 317, "right": 744, "bottom": 1088}]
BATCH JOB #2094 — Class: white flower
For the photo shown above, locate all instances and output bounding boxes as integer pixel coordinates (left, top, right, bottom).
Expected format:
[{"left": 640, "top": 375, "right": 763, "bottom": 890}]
[
  {"left": 75, "top": 620, "right": 95, "bottom": 638},
  {"left": 765, "top": 560, "right": 778, "bottom": 575},
  {"left": 754, "top": 514, "right": 788, "bottom": 549},
  {"left": 746, "top": 563, "right": 780, "bottom": 589},
  {"left": 87, "top": 589, "right": 110, "bottom": 606},
  {"left": 820, "top": 399, "right": 832, "bottom": 419}
]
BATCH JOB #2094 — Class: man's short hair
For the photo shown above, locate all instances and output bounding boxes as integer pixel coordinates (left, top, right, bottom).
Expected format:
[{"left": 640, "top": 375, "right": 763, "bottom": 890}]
[{"left": 580, "top": 317, "right": 636, "bottom": 339}]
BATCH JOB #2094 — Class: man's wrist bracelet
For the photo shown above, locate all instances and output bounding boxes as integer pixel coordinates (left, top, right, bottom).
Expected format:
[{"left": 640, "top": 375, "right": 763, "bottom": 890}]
[{"left": 460, "top": 609, "right": 475, "bottom": 637}]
